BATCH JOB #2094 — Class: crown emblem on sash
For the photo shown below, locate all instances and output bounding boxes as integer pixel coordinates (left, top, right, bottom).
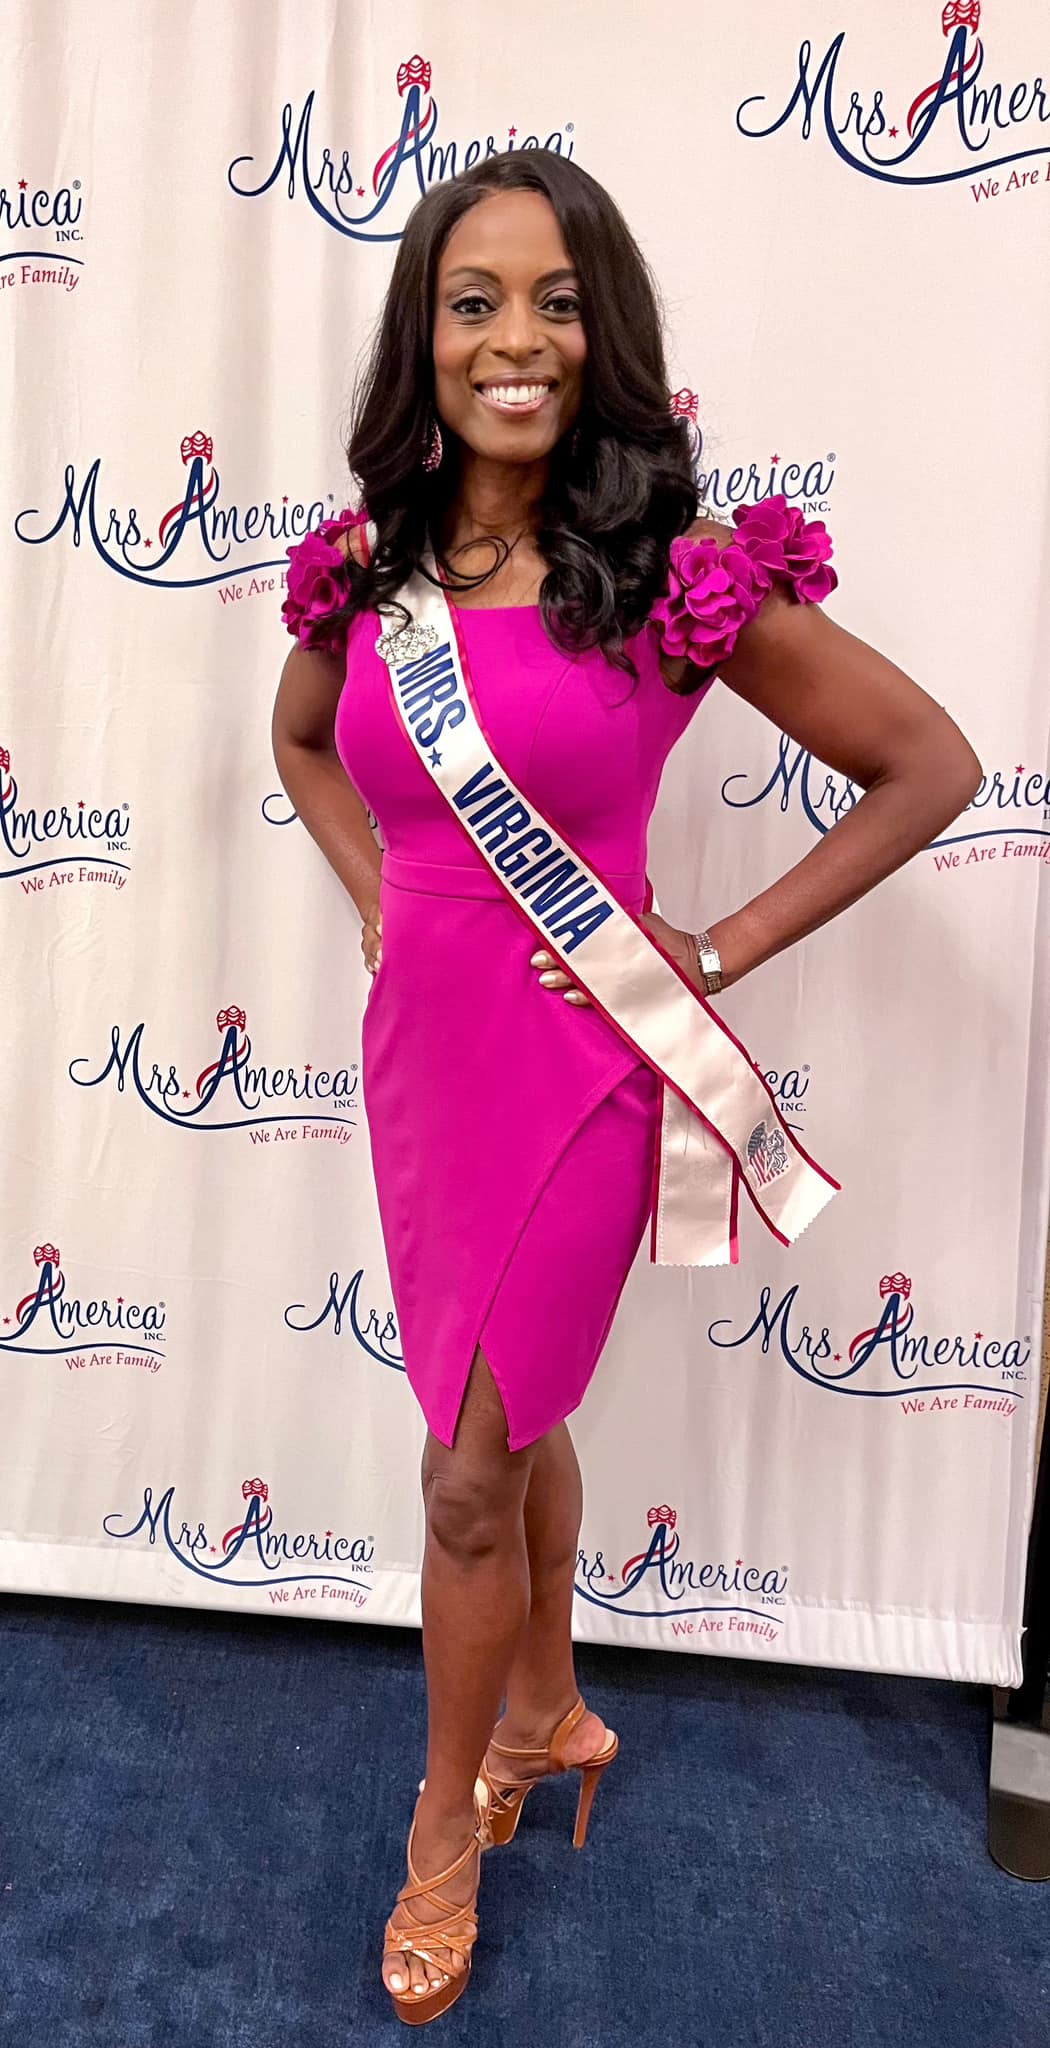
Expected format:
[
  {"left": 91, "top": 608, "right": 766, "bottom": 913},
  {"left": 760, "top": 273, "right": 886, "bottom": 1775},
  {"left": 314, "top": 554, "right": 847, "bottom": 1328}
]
[{"left": 375, "top": 621, "right": 440, "bottom": 667}]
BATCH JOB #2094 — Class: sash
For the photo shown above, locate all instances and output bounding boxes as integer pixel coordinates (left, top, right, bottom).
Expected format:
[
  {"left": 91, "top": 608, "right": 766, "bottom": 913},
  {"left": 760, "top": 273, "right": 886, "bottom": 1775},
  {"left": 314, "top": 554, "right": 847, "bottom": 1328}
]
[{"left": 372, "top": 562, "right": 839, "bottom": 1266}]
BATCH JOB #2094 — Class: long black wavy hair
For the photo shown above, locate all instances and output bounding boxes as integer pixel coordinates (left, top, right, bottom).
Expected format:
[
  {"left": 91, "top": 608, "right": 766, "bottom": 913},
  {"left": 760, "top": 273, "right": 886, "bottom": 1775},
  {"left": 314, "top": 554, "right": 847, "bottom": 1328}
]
[{"left": 336, "top": 148, "right": 698, "bottom": 676}]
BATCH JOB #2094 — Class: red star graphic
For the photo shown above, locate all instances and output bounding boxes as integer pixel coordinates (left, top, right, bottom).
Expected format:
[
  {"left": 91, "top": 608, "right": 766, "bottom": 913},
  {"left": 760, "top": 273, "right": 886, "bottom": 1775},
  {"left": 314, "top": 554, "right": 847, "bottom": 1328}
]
[
  {"left": 975, "top": 1330, "right": 984, "bottom": 1340},
  {"left": 771, "top": 453, "right": 779, "bottom": 464},
  {"left": 304, "top": 1063, "right": 312, "bottom": 1072},
  {"left": 282, "top": 494, "right": 288, "bottom": 504},
  {"left": 117, "top": 1296, "right": 124, "bottom": 1304},
  {"left": 356, "top": 185, "right": 365, "bottom": 197},
  {"left": 143, "top": 537, "right": 151, "bottom": 548},
  {"left": 3, "top": 1318, "right": 9, "bottom": 1326},
  {"left": 508, "top": 125, "right": 517, "bottom": 138},
  {"left": 735, "top": 1557, "right": 743, "bottom": 1567},
  {"left": 78, "top": 800, "right": 84, "bottom": 810},
  {"left": 606, "top": 1574, "right": 616, "bottom": 1582},
  {"left": 325, "top": 1529, "right": 333, "bottom": 1537},
  {"left": 1015, "top": 764, "right": 1025, "bottom": 776},
  {"left": 210, "top": 1545, "right": 217, "bottom": 1554},
  {"left": 19, "top": 178, "right": 27, "bottom": 190},
  {"left": 888, "top": 126, "right": 899, "bottom": 138},
  {"left": 182, "top": 1090, "right": 190, "bottom": 1099},
  {"left": 833, "top": 1353, "right": 842, "bottom": 1362}
]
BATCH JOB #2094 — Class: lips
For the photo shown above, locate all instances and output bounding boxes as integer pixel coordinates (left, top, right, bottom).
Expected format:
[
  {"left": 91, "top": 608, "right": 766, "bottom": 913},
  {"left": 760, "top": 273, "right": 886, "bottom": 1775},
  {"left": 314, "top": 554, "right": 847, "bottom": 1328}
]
[{"left": 475, "top": 380, "right": 555, "bottom": 415}]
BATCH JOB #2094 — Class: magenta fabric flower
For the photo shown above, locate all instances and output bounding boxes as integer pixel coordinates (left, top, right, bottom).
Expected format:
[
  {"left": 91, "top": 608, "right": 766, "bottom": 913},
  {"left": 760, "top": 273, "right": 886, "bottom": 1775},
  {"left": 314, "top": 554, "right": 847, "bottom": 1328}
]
[
  {"left": 651, "top": 493, "right": 838, "bottom": 669},
  {"left": 281, "top": 505, "right": 367, "bottom": 653},
  {"left": 730, "top": 493, "right": 838, "bottom": 604},
  {"left": 650, "top": 534, "right": 772, "bottom": 667}
]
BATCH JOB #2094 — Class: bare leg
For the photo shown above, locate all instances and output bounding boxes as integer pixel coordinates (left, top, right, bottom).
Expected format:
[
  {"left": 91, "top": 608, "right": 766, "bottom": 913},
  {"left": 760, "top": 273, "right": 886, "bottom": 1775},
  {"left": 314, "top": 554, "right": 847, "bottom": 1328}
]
[
  {"left": 488, "top": 1423, "right": 610, "bottom": 1779},
  {"left": 383, "top": 1346, "right": 536, "bottom": 2001}
]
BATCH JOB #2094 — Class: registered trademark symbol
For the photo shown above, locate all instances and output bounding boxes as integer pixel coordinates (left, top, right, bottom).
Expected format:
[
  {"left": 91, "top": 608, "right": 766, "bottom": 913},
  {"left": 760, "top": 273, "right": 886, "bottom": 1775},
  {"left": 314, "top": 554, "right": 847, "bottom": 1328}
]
[
  {"left": 566, "top": 122, "right": 574, "bottom": 131},
  {"left": 802, "top": 1064, "right": 810, "bottom": 1073},
  {"left": 827, "top": 452, "right": 836, "bottom": 464},
  {"left": 73, "top": 179, "right": 81, "bottom": 190}
]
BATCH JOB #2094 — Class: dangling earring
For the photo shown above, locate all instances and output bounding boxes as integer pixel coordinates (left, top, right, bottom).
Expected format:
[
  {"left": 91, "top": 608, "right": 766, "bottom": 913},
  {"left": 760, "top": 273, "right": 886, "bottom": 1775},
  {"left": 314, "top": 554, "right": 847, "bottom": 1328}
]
[{"left": 422, "top": 412, "right": 444, "bottom": 472}]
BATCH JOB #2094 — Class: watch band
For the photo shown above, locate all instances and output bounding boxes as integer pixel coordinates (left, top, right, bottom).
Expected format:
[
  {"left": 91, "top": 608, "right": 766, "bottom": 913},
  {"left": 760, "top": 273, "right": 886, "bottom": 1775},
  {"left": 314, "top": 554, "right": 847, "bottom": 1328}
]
[{"left": 694, "top": 928, "right": 723, "bottom": 996}]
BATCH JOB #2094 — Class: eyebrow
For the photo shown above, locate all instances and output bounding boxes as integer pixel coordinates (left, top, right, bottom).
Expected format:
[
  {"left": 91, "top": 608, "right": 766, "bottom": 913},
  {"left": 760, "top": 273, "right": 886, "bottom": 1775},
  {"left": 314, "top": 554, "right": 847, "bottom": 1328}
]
[{"left": 444, "top": 266, "right": 579, "bottom": 288}]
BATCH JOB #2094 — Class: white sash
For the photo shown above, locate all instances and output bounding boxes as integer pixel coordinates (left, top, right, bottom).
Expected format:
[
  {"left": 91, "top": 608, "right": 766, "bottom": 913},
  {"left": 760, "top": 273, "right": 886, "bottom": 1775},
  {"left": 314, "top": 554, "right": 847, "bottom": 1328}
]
[{"left": 372, "top": 563, "right": 838, "bottom": 1266}]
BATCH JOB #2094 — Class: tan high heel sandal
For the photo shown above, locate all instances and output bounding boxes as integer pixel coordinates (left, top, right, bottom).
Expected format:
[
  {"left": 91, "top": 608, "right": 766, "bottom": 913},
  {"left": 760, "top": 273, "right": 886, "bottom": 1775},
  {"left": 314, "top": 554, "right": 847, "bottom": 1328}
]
[
  {"left": 480, "top": 1696, "right": 619, "bottom": 1850},
  {"left": 383, "top": 1790, "right": 491, "bottom": 2026}
]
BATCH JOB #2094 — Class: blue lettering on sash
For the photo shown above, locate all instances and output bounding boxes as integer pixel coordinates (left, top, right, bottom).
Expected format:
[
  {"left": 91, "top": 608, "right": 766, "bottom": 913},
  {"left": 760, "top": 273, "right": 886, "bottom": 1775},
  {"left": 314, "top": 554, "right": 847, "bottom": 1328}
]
[
  {"left": 475, "top": 798, "right": 533, "bottom": 851},
  {"left": 392, "top": 643, "right": 466, "bottom": 747},
  {"left": 452, "top": 759, "right": 614, "bottom": 954},
  {"left": 494, "top": 827, "right": 553, "bottom": 876}
]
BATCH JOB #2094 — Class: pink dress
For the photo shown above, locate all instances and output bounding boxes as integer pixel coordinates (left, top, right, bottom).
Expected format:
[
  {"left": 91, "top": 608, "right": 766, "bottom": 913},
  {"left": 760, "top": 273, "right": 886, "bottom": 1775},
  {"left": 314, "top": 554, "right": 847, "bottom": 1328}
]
[
  {"left": 332, "top": 606, "right": 710, "bottom": 1450},
  {"left": 282, "top": 495, "right": 837, "bottom": 1450}
]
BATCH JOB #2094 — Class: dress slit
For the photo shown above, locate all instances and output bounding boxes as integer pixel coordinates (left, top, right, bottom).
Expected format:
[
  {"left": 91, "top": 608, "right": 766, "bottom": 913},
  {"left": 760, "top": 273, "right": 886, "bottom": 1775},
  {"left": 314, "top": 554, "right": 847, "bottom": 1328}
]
[{"left": 443, "top": 1062, "right": 660, "bottom": 1453}]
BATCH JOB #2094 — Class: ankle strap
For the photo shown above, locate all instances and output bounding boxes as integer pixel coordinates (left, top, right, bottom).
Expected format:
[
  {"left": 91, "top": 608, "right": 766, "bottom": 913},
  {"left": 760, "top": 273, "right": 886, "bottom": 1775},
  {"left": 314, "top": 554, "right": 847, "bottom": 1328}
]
[
  {"left": 489, "top": 1696, "right": 587, "bottom": 1767},
  {"left": 547, "top": 1697, "right": 588, "bottom": 1770}
]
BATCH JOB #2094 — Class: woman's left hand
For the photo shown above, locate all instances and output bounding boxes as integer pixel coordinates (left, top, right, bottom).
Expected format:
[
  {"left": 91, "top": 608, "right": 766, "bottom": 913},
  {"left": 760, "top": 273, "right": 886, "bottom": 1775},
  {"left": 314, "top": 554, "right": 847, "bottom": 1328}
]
[{"left": 530, "top": 912, "right": 702, "bottom": 1005}]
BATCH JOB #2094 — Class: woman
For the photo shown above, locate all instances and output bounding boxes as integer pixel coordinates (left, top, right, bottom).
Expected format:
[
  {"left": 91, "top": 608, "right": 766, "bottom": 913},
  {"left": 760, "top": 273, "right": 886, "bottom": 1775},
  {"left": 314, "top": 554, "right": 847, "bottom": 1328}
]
[{"left": 272, "top": 150, "right": 981, "bottom": 2024}]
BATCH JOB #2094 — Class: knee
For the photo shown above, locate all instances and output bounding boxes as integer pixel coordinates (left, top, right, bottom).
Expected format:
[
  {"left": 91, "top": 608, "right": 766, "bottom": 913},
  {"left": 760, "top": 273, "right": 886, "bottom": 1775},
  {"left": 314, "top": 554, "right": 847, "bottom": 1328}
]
[{"left": 423, "top": 1466, "right": 522, "bottom": 1565}]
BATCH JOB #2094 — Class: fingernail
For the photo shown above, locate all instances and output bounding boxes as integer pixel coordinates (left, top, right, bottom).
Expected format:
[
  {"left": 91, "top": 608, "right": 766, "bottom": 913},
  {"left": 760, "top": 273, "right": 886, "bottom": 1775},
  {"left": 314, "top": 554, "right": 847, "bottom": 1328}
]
[
  {"left": 531, "top": 951, "right": 552, "bottom": 967},
  {"left": 564, "top": 990, "right": 588, "bottom": 1005},
  {"left": 391, "top": 1974, "right": 404, "bottom": 1990},
  {"left": 538, "top": 971, "right": 562, "bottom": 987}
]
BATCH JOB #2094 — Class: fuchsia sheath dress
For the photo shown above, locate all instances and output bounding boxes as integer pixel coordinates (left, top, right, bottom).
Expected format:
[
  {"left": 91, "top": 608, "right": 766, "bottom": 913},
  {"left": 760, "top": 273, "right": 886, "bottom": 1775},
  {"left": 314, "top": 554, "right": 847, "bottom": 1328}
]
[
  {"left": 282, "top": 500, "right": 837, "bottom": 1451},
  {"left": 335, "top": 605, "right": 708, "bottom": 1451}
]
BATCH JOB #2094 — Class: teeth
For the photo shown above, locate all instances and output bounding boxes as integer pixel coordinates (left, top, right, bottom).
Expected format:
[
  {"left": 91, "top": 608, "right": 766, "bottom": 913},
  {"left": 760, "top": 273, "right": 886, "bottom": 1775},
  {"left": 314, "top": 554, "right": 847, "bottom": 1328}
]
[{"left": 483, "top": 383, "right": 549, "bottom": 408}]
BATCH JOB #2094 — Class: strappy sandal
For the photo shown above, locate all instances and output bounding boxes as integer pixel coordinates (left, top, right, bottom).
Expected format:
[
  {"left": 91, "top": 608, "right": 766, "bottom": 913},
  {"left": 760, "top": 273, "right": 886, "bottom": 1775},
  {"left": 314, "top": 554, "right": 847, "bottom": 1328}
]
[
  {"left": 383, "top": 1791, "right": 491, "bottom": 2026},
  {"left": 480, "top": 1695, "right": 619, "bottom": 1850}
]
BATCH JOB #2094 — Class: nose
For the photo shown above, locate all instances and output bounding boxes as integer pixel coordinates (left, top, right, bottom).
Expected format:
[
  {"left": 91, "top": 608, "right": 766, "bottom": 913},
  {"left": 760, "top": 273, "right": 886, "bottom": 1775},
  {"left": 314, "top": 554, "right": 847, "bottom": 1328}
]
[{"left": 488, "top": 293, "right": 545, "bottom": 362}]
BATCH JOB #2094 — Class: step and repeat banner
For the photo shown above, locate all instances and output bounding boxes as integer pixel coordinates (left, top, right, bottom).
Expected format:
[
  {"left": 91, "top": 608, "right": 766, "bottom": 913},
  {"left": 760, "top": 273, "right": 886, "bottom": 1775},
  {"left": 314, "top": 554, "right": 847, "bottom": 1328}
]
[{"left": 3, "top": 0, "right": 1049, "bottom": 1682}]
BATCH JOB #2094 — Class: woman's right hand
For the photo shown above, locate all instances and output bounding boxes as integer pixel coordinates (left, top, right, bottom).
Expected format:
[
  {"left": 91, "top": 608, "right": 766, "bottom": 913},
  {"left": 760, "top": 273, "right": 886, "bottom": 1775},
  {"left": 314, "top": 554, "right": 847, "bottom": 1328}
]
[{"left": 362, "top": 905, "right": 382, "bottom": 976}]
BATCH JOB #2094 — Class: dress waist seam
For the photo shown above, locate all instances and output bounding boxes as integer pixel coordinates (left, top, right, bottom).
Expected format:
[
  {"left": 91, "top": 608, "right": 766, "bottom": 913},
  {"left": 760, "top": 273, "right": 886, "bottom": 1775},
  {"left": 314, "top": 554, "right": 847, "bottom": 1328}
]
[{"left": 381, "top": 851, "right": 646, "bottom": 906}]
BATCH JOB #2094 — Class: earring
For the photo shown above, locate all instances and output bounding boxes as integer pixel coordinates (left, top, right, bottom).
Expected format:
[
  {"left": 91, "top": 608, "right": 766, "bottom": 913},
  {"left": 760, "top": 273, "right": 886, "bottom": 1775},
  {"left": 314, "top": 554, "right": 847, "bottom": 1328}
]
[{"left": 422, "top": 413, "right": 444, "bottom": 472}]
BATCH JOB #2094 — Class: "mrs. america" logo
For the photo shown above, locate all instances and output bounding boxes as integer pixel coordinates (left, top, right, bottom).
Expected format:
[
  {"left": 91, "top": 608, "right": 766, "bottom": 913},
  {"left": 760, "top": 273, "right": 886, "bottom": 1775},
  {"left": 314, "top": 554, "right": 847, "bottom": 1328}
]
[
  {"left": 1, "top": 1241, "right": 166, "bottom": 1370},
  {"left": 709, "top": 1270, "right": 1029, "bottom": 1405},
  {"left": 16, "top": 429, "right": 333, "bottom": 593},
  {"left": 670, "top": 391, "right": 837, "bottom": 519},
  {"left": 737, "top": 3, "right": 1050, "bottom": 193},
  {"left": 69, "top": 1003, "right": 358, "bottom": 1139},
  {"left": 575, "top": 1503, "right": 788, "bottom": 1642},
  {"left": 0, "top": 166, "right": 84, "bottom": 294},
  {"left": 1, "top": 743, "right": 130, "bottom": 888},
  {"left": 722, "top": 739, "right": 1050, "bottom": 866},
  {"left": 284, "top": 1265, "right": 404, "bottom": 1373},
  {"left": 228, "top": 54, "right": 576, "bottom": 244},
  {"left": 103, "top": 1474, "right": 374, "bottom": 1605}
]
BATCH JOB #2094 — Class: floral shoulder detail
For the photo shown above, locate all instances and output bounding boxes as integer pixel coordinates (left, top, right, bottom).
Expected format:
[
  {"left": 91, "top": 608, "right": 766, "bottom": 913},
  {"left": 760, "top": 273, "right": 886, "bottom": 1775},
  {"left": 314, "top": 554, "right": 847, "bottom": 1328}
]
[
  {"left": 651, "top": 493, "right": 838, "bottom": 671},
  {"left": 281, "top": 505, "right": 370, "bottom": 654}
]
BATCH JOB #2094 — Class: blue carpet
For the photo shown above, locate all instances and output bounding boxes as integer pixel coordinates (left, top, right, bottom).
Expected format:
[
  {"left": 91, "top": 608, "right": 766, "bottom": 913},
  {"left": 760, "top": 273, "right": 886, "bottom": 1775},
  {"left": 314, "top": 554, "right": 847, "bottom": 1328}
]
[{"left": 1, "top": 1593, "right": 1046, "bottom": 2048}]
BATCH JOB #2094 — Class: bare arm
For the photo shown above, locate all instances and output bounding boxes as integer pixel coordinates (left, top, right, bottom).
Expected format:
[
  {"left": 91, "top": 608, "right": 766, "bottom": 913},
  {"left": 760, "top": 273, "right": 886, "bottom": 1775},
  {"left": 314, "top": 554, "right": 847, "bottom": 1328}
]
[
  {"left": 669, "top": 516, "right": 983, "bottom": 987},
  {"left": 537, "top": 514, "right": 982, "bottom": 1005},
  {"left": 271, "top": 530, "right": 383, "bottom": 961},
  {"left": 663, "top": 516, "right": 982, "bottom": 987}
]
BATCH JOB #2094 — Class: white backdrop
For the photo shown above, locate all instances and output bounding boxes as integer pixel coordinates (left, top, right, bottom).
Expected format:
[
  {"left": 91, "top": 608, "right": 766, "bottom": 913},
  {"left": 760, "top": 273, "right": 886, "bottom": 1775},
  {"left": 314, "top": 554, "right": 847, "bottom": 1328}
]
[{"left": 3, "top": 0, "right": 1048, "bottom": 1683}]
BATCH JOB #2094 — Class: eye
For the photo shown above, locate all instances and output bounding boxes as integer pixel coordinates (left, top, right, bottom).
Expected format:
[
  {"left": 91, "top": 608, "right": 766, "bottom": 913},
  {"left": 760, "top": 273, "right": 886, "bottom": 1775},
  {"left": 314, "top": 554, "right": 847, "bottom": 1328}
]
[
  {"left": 450, "top": 293, "right": 493, "bottom": 317},
  {"left": 543, "top": 292, "right": 581, "bottom": 317}
]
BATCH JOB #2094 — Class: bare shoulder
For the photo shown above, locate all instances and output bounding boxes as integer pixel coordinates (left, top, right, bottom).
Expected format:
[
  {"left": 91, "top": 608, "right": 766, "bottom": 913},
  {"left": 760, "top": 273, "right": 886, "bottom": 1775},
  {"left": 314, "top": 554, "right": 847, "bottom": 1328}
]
[{"left": 686, "top": 511, "right": 736, "bottom": 548}]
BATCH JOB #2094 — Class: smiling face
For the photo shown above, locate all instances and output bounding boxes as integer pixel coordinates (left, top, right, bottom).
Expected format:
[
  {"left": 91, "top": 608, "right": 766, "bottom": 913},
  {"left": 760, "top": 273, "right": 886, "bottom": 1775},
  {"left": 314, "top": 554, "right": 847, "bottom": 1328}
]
[{"left": 432, "top": 188, "right": 587, "bottom": 468}]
